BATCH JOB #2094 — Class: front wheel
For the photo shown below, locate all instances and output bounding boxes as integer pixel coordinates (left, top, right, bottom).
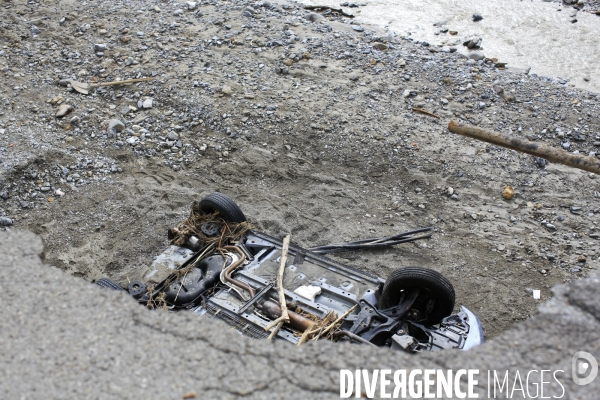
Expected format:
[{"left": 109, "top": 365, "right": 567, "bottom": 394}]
[{"left": 380, "top": 266, "right": 455, "bottom": 325}]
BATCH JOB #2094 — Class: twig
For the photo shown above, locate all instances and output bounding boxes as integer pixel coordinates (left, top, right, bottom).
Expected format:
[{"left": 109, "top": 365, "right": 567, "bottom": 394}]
[
  {"left": 412, "top": 108, "right": 440, "bottom": 119},
  {"left": 296, "top": 322, "right": 317, "bottom": 346},
  {"left": 313, "top": 304, "right": 357, "bottom": 340},
  {"left": 264, "top": 235, "right": 291, "bottom": 339}
]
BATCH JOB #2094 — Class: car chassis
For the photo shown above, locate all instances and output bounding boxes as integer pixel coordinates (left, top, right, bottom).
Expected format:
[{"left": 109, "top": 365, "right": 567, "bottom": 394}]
[{"left": 96, "top": 193, "right": 483, "bottom": 352}]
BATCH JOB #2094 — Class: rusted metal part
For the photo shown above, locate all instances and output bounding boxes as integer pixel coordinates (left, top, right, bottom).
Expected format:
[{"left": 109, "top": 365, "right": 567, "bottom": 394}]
[
  {"left": 332, "top": 330, "right": 377, "bottom": 347},
  {"left": 260, "top": 300, "right": 314, "bottom": 332},
  {"left": 448, "top": 120, "right": 600, "bottom": 175},
  {"left": 222, "top": 246, "right": 255, "bottom": 298}
]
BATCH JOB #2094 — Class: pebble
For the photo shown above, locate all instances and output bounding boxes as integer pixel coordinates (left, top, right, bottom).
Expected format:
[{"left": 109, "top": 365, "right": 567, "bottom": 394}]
[
  {"left": 469, "top": 52, "right": 485, "bottom": 61},
  {"left": 502, "top": 186, "right": 514, "bottom": 200},
  {"left": 107, "top": 119, "right": 125, "bottom": 134},
  {"left": 31, "top": 25, "right": 41, "bottom": 35},
  {"left": 186, "top": 2, "right": 197, "bottom": 10},
  {"left": 56, "top": 104, "right": 73, "bottom": 118},
  {"left": 167, "top": 132, "right": 179, "bottom": 141},
  {"left": 120, "top": 36, "right": 131, "bottom": 43},
  {"left": 142, "top": 98, "right": 153, "bottom": 109},
  {"left": 0, "top": 217, "right": 13, "bottom": 226},
  {"left": 472, "top": 14, "right": 483, "bottom": 22},
  {"left": 94, "top": 44, "right": 107, "bottom": 52},
  {"left": 351, "top": 25, "right": 364, "bottom": 32}
]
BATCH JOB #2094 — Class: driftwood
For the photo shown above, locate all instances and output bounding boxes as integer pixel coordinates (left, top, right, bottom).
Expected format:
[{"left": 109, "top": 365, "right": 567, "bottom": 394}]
[
  {"left": 448, "top": 120, "right": 600, "bottom": 175},
  {"left": 69, "top": 77, "right": 155, "bottom": 95},
  {"left": 412, "top": 108, "right": 440, "bottom": 119},
  {"left": 265, "top": 235, "right": 291, "bottom": 339}
]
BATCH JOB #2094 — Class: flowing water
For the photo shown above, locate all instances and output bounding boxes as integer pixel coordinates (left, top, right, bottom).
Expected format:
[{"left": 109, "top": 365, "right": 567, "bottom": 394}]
[{"left": 298, "top": 0, "right": 600, "bottom": 93}]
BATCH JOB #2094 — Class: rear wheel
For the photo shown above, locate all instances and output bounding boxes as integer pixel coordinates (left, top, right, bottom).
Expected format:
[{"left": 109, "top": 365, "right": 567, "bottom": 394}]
[
  {"left": 199, "top": 192, "right": 246, "bottom": 223},
  {"left": 380, "top": 266, "right": 455, "bottom": 325}
]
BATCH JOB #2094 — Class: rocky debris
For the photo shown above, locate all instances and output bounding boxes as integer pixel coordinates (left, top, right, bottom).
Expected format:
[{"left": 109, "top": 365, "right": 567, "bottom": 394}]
[
  {"left": 472, "top": 14, "right": 483, "bottom": 22},
  {"left": 468, "top": 51, "right": 485, "bottom": 61},
  {"left": 107, "top": 119, "right": 125, "bottom": 135},
  {"left": 463, "top": 37, "right": 482, "bottom": 49},
  {"left": 55, "top": 104, "right": 73, "bottom": 118},
  {"left": 0, "top": 217, "right": 12, "bottom": 226}
]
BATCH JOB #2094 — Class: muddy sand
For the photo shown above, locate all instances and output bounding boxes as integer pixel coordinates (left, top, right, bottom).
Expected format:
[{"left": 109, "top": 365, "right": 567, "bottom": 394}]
[{"left": 1, "top": 0, "right": 599, "bottom": 339}]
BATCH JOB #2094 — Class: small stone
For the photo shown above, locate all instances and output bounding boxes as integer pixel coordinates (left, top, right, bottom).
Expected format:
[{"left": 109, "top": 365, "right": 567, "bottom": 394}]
[
  {"left": 56, "top": 104, "right": 73, "bottom": 118},
  {"left": 127, "top": 136, "right": 139, "bottom": 145},
  {"left": 372, "top": 42, "right": 388, "bottom": 51},
  {"left": 142, "top": 98, "right": 153, "bottom": 109},
  {"left": 351, "top": 25, "right": 364, "bottom": 32},
  {"left": 55, "top": 189, "right": 65, "bottom": 196},
  {"left": 154, "top": 6, "right": 161, "bottom": 12},
  {"left": 304, "top": 13, "right": 319, "bottom": 22},
  {"left": 107, "top": 119, "right": 125, "bottom": 134},
  {"left": 283, "top": 58, "right": 293, "bottom": 66},
  {"left": 173, "top": 9, "right": 184, "bottom": 16},
  {"left": 94, "top": 43, "right": 107, "bottom": 52},
  {"left": 535, "top": 157, "right": 546, "bottom": 168},
  {"left": 50, "top": 95, "right": 64, "bottom": 106},
  {"left": 502, "top": 186, "right": 514, "bottom": 200},
  {"left": 186, "top": 1, "right": 197, "bottom": 10},
  {"left": 447, "top": 187, "right": 454, "bottom": 196},
  {"left": 472, "top": 14, "right": 483, "bottom": 22},
  {"left": 31, "top": 25, "right": 41, "bottom": 35},
  {"left": 120, "top": 35, "right": 131, "bottom": 43},
  {"left": 167, "top": 132, "right": 179, "bottom": 141},
  {"left": 578, "top": 255, "right": 587, "bottom": 263},
  {"left": 0, "top": 217, "right": 13, "bottom": 226},
  {"left": 469, "top": 51, "right": 485, "bottom": 61},
  {"left": 221, "top": 86, "right": 233, "bottom": 95}
]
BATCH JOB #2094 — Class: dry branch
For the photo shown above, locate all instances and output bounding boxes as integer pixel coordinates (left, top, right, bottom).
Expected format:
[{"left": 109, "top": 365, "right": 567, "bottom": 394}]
[
  {"left": 448, "top": 120, "right": 600, "bottom": 175},
  {"left": 412, "top": 108, "right": 440, "bottom": 119},
  {"left": 265, "top": 235, "right": 291, "bottom": 339},
  {"left": 313, "top": 304, "right": 357, "bottom": 341}
]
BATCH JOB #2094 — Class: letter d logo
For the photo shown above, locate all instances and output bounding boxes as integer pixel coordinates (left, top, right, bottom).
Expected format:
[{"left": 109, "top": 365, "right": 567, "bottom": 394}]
[{"left": 572, "top": 351, "right": 598, "bottom": 385}]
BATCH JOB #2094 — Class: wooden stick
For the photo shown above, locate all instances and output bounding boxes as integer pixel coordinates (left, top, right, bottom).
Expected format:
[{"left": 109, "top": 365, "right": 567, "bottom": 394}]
[
  {"left": 264, "top": 235, "right": 291, "bottom": 339},
  {"left": 313, "top": 304, "right": 357, "bottom": 341},
  {"left": 412, "top": 108, "right": 440, "bottom": 119},
  {"left": 448, "top": 120, "right": 600, "bottom": 175},
  {"left": 296, "top": 322, "right": 317, "bottom": 346},
  {"left": 91, "top": 77, "right": 156, "bottom": 88}
]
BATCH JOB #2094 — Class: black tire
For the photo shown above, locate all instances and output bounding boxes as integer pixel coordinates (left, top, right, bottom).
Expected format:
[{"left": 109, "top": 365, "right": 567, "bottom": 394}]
[
  {"left": 94, "top": 278, "right": 126, "bottom": 291},
  {"left": 380, "top": 267, "right": 455, "bottom": 325},
  {"left": 199, "top": 192, "right": 246, "bottom": 223}
]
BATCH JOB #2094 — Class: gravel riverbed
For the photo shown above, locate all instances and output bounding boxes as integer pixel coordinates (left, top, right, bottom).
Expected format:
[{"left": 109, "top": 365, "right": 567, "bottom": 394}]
[{"left": 1, "top": 0, "right": 599, "bottom": 339}]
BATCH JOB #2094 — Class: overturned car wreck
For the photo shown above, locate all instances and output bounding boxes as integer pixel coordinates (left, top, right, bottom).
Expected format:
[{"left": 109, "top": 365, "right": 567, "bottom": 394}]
[{"left": 96, "top": 193, "right": 483, "bottom": 352}]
